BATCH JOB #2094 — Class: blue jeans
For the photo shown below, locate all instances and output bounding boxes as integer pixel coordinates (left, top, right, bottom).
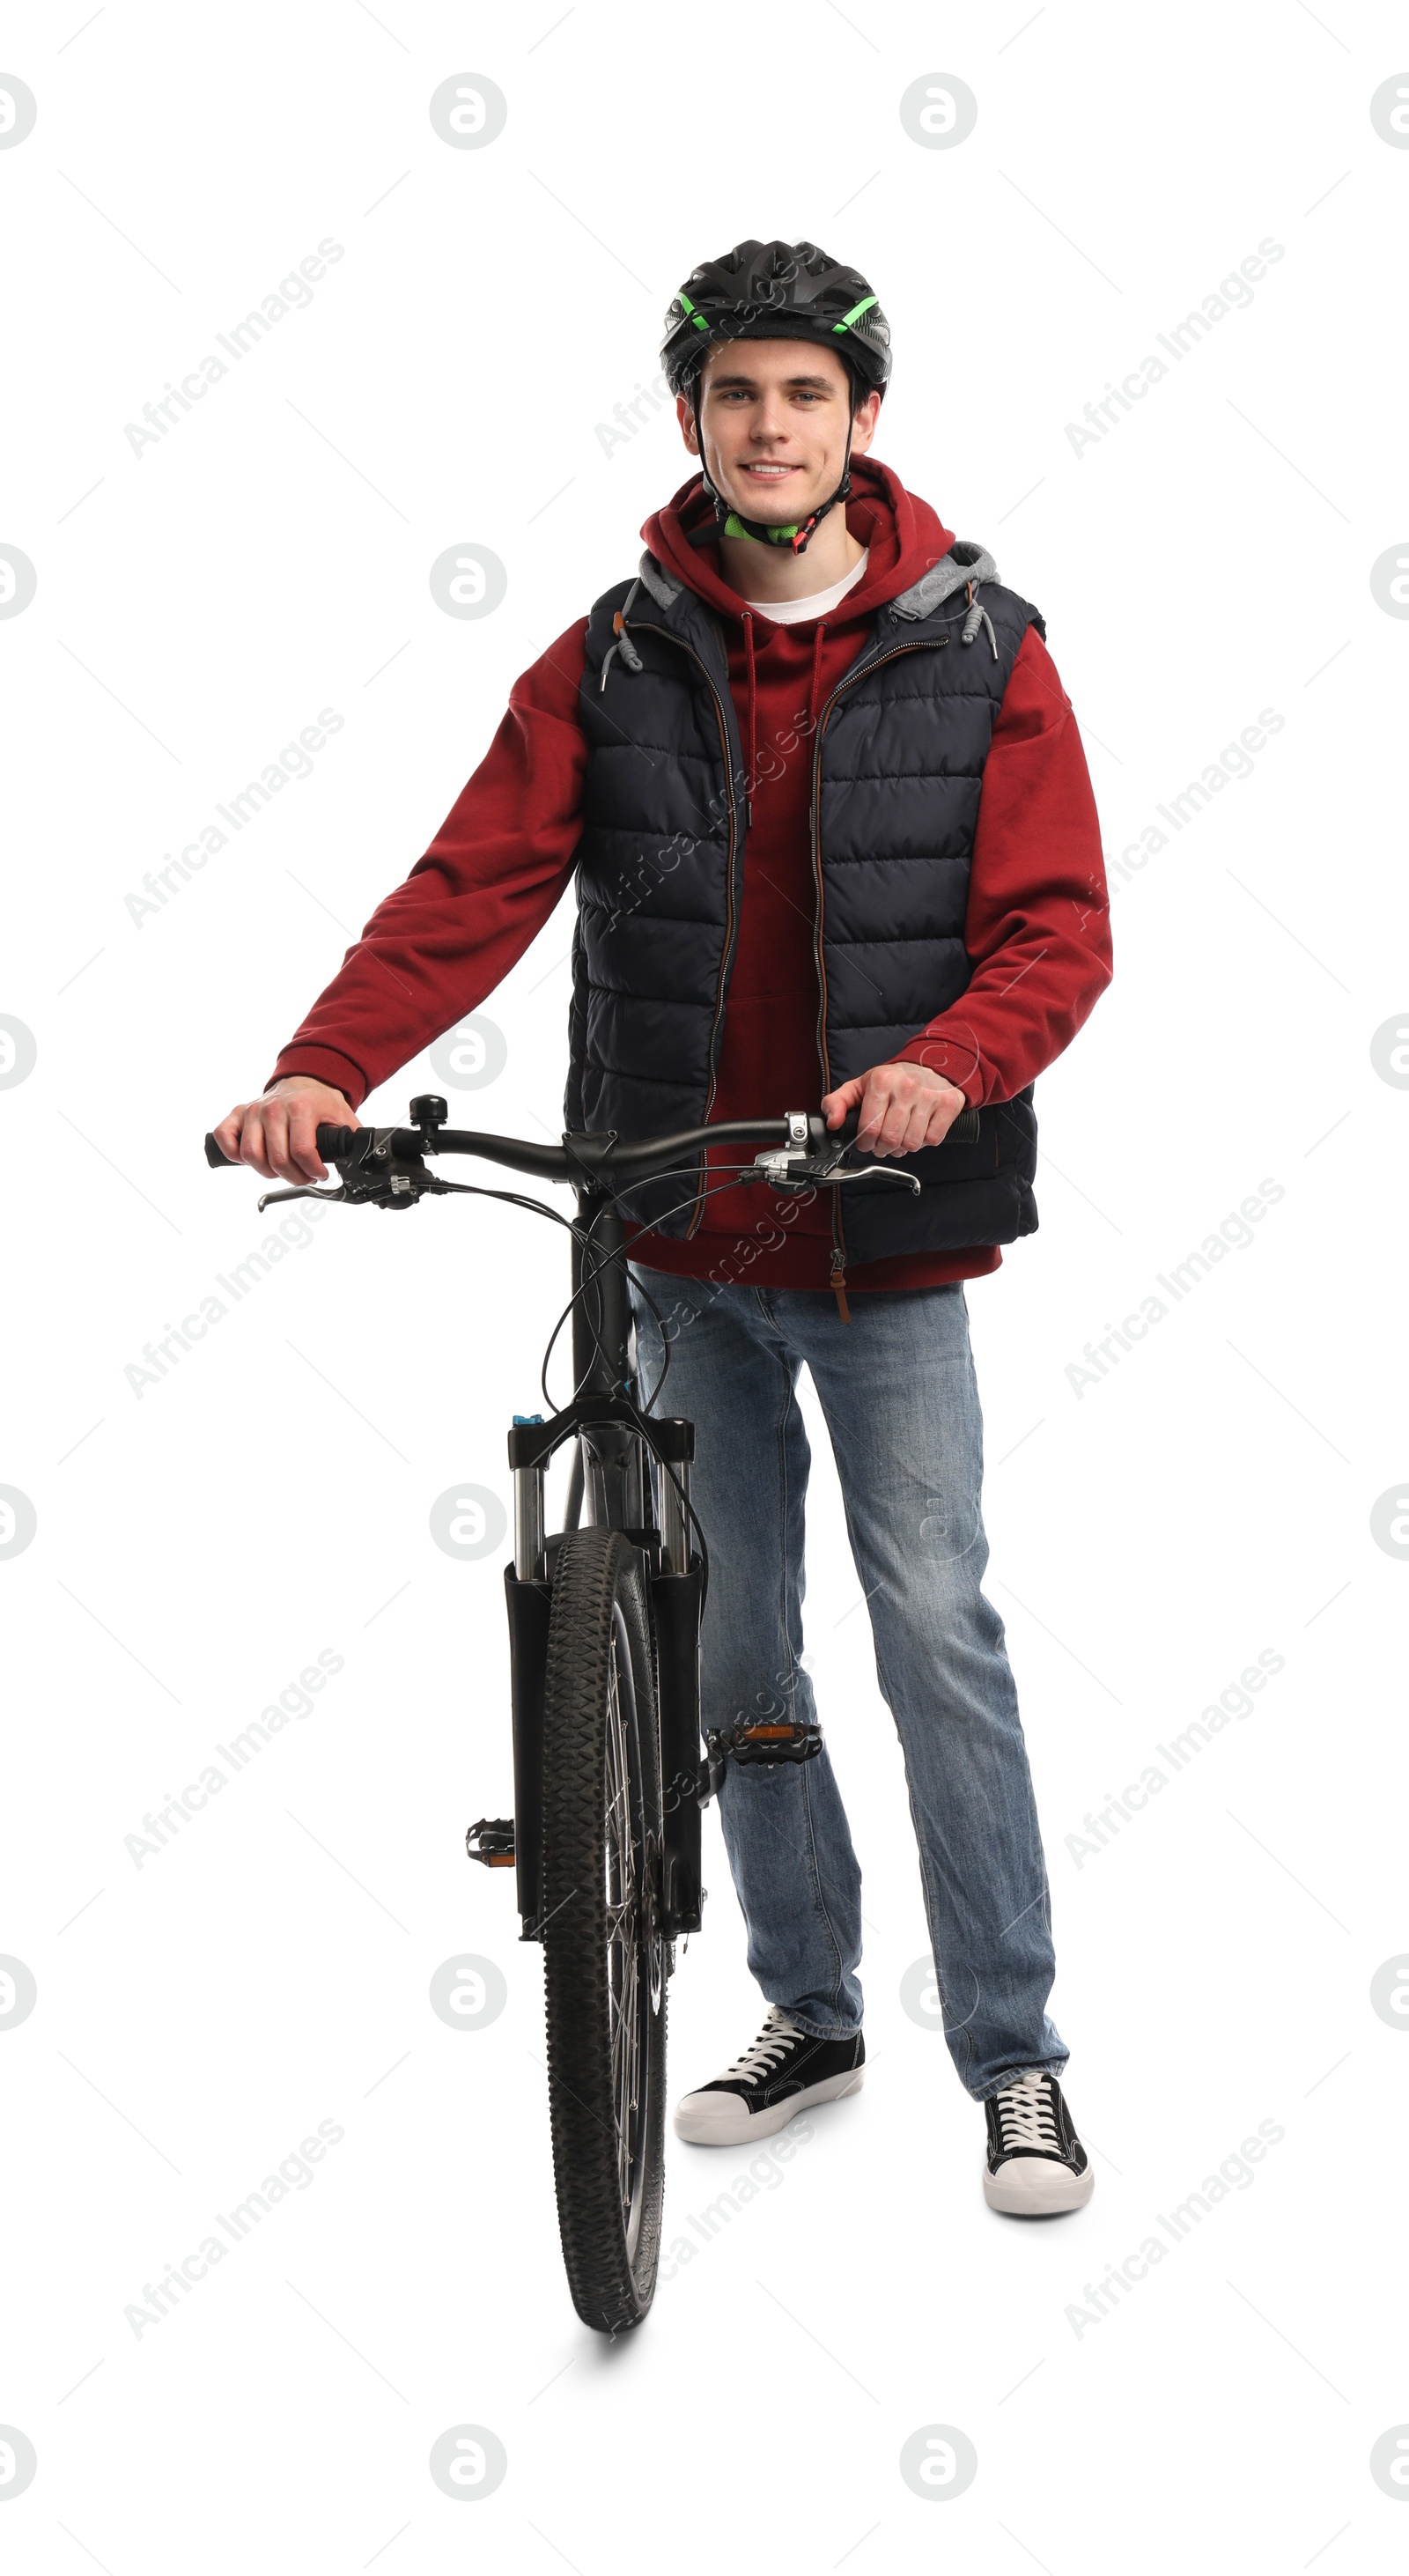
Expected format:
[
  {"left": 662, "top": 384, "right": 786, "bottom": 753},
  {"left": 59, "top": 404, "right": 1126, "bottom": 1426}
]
[{"left": 630, "top": 1266, "right": 1068, "bottom": 2100}]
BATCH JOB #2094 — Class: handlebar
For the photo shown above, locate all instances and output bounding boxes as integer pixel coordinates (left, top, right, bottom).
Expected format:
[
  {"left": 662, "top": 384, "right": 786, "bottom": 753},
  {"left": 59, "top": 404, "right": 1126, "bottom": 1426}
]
[
  {"left": 203, "top": 1113, "right": 812, "bottom": 1183},
  {"left": 203, "top": 1096, "right": 981, "bottom": 1193}
]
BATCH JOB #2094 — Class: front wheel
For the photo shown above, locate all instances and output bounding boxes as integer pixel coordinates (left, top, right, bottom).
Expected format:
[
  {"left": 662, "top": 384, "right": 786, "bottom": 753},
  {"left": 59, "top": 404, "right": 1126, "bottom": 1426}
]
[{"left": 542, "top": 1527, "right": 667, "bottom": 2331}]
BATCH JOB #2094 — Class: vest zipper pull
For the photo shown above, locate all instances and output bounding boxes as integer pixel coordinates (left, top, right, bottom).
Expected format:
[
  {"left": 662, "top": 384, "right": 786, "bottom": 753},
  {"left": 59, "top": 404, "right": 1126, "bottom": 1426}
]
[{"left": 830, "top": 1249, "right": 851, "bottom": 1324}]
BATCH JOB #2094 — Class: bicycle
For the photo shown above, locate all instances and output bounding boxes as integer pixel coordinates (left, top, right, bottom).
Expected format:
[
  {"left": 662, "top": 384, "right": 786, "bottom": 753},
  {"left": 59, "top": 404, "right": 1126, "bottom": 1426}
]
[{"left": 204, "top": 1088, "right": 978, "bottom": 2330}]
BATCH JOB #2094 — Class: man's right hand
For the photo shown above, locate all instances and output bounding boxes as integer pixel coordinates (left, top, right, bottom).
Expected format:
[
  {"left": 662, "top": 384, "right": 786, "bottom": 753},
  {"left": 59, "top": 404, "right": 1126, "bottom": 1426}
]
[{"left": 212, "top": 1076, "right": 360, "bottom": 1185}]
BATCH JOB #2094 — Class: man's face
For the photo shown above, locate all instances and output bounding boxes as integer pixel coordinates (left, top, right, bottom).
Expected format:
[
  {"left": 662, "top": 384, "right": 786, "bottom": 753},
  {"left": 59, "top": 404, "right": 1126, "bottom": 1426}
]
[{"left": 677, "top": 338, "right": 880, "bottom": 523}]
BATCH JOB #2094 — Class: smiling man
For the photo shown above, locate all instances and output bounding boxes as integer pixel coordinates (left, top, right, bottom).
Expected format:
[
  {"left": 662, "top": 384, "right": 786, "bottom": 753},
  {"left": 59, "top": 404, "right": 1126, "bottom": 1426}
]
[{"left": 215, "top": 240, "right": 1111, "bottom": 2218}]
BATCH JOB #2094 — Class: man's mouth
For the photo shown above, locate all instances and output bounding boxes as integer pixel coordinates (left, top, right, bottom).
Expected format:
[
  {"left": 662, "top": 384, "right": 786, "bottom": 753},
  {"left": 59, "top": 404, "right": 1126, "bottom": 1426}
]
[{"left": 741, "top": 461, "right": 800, "bottom": 479}]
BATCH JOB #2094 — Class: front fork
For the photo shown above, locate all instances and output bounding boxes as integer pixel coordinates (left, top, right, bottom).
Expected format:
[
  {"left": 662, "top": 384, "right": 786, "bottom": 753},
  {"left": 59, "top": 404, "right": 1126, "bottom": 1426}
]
[
  {"left": 512, "top": 1444, "right": 691, "bottom": 1581},
  {"left": 478, "top": 1188, "right": 814, "bottom": 1940}
]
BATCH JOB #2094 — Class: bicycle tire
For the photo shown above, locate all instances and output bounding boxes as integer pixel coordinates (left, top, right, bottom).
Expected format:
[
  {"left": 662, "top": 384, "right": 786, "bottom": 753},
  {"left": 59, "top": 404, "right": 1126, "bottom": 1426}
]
[{"left": 542, "top": 1526, "right": 667, "bottom": 2332}]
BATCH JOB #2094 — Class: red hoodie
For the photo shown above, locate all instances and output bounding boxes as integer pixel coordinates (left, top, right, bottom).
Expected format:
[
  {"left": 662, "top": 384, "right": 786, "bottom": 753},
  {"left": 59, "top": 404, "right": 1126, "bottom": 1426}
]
[{"left": 271, "top": 461, "right": 1111, "bottom": 1292}]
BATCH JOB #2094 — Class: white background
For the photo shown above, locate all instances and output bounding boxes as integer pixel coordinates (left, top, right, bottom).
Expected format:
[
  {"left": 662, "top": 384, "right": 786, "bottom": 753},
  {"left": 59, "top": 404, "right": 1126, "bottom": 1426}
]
[{"left": 3, "top": 0, "right": 1406, "bottom": 2565}]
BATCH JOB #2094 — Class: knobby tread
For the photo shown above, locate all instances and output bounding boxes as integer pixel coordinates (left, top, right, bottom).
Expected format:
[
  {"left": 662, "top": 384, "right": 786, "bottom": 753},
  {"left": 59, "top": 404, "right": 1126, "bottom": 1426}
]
[{"left": 542, "top": 1527, "right": 666, "bottom": 2332}]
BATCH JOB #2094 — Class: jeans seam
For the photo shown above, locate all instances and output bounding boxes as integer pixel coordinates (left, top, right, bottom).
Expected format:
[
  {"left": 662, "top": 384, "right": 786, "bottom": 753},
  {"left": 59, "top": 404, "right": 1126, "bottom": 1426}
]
[
  {"left": 774, "top": 1357, "right": 850, "bottom": 2020},
  {"left": 871, "top": 1605, "right": 977, "bottom": 2085},
  {"left": 799, "top": 1759, "right": 849, "bottom": 2020}
]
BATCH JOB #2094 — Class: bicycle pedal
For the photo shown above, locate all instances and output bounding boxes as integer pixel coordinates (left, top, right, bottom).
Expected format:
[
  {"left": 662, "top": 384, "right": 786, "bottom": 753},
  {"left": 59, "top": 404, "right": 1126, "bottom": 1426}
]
[
  {"left": 466, "top": 1816, "right": 515, "bottom": 1867},
  {"left": 710, "top": 1718, "right": 824, "bottom": 1769}
]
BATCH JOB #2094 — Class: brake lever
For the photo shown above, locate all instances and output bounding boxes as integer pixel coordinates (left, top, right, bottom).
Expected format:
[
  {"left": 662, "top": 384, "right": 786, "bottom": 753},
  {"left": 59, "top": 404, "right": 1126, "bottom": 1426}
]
[
  {"left": 256, "top": 1164, "right": 485, "bottom": 1215},
  {"left": 745, "top": 1142, "right": 921, "bottom": 1197},
  {"left": 830, "top": 1161, "right": 921, "bottom": 1195},
  {"left": 256, "top": 1183, "right": 350, "bottom": 1211}
]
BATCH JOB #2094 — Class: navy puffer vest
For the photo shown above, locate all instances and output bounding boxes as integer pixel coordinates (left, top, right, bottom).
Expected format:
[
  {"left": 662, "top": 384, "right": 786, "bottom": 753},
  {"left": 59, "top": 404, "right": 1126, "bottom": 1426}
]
[{"left": 566, "top": 540, "right": 1044, "bottom": 1264}]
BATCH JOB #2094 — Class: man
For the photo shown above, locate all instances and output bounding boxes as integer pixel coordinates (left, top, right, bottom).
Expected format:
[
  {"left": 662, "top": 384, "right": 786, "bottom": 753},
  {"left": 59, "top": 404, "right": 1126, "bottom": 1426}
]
[{"left": 216, "top": 240, "right": 1111, "bottom": 2217}]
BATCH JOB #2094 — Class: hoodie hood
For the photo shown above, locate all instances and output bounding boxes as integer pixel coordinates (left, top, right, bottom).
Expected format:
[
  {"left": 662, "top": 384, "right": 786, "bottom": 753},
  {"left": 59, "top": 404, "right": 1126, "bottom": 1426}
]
[{"left": 642, "top": 457, "right": 957, "bottom": 631}]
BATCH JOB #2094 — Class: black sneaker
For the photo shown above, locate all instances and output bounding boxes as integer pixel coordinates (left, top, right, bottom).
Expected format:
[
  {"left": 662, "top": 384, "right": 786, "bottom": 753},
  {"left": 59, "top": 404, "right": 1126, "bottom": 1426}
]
[
  {"left": 673, "top": 2007, "right": 866, "bottom": 2145},
  {"left": 983, "top": 2070, "right": 1094, "bottom": 2214}
]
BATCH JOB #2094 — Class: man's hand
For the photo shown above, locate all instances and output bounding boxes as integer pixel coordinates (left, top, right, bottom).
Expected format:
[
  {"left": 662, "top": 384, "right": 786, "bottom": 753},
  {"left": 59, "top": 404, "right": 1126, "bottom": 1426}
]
[
  {"left": 212, "top": 1076, "right": 359, "bottom": 1185},
  {"left": 821, "top": 1060, "right": 969, "bottom": 1158}
]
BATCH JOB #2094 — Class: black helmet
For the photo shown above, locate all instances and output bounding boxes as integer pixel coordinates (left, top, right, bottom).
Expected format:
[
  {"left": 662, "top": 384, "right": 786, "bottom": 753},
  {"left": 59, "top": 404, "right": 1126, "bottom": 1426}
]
[
  {"left": 661, "top": 239, "right": 892, "bottom": 401},
  {"left": 661, "top": 239, "right": 890, "bottom": 557}
]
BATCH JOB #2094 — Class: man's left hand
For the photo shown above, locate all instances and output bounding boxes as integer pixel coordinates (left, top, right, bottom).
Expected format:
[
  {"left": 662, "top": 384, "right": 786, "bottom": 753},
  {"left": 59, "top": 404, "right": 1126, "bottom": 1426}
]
[{"left": 821, "top": 1061, "right": 970, "bottom": 1158}]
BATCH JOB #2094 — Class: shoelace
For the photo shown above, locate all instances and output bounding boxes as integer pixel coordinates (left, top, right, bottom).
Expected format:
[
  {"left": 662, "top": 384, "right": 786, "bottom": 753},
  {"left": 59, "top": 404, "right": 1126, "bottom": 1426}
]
[
  {"left": 995, "top": 2072, "right": 1061, "bottom": 2153},
  {"left": 722, "top": 2010, "right": 801, "bottom": 2088}
]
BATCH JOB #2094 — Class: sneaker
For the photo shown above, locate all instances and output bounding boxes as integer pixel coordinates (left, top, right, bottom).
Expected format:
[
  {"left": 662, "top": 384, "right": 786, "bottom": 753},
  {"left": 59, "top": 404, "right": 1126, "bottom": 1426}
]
[
  {"left": 672, "top": 2007, "right": 865, "bottom": 2146},
  {"left": 983, "top": 2070, "right": 1094, "bottom": 2215}
]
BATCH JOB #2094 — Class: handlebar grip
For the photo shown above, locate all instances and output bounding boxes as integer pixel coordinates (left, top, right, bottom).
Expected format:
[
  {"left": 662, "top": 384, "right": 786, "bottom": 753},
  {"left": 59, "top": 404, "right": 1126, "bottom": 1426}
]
[
  {"left": 837, "top": 1102, "right": 981, "bottom": 1148},
  {"left": 316, "top": 1123, "right": 370, "bottom": 1165},
  {"left": 203, "top": 1125, "right": 368, "bottom": 1169}
]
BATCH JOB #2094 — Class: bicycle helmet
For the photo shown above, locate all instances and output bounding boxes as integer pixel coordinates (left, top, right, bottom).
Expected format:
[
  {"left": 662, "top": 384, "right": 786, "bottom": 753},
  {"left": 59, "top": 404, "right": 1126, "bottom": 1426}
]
[{"left": 661, "top": 239, "right": 892, "bottom": 554}]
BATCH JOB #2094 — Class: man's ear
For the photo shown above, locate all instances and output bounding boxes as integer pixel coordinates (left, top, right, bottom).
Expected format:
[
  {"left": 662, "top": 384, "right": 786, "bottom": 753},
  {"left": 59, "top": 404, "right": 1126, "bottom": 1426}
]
[
  {"left": 848, "top": 389, "right": 882, "bottom": 459},
  {"left": 676, "top": 391, "right": 701, "bottom": 455}
]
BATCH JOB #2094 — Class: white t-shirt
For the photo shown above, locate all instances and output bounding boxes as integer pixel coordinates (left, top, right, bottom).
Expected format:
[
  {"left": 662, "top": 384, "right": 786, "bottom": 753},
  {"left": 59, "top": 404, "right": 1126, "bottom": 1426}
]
[{"left": 744, "top": 549, "right": 870, "bottom": 624}]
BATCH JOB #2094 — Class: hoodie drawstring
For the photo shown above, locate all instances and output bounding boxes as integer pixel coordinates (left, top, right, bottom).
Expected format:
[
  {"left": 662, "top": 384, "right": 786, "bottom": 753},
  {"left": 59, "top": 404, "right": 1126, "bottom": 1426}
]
[
  {"left": 808, "top": 621, "right": 827, "bottom": 736},
  {"left": 742, "top": 610, "right": 758, "bottom": 814},
  {"left": 962, "top": 578, "right": 999, "bottom": 660},
  {"left": 599, "top": 584, "right": 645, "bottom": 691},
  {"left": 759, "top": 616, "right": 828, "bottom": 808}
]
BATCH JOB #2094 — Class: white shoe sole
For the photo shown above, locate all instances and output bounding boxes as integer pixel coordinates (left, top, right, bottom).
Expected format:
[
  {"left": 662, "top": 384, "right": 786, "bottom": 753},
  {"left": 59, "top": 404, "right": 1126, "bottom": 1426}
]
[
  {"left": 984, "top": 2157, "right": 1095, "bottom": 2216},
  {"left": 673, "top": 2065, "right": 865, "bottom": 2147}
]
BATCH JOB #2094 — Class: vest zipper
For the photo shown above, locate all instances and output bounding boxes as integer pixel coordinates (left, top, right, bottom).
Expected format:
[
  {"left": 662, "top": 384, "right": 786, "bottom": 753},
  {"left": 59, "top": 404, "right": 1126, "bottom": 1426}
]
[
  {"left": 623, "top": 618, "right": 744, "bottom": 1239},
  {"left": 808, "top": 634, "right": 952, "bottom": 1295}
]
